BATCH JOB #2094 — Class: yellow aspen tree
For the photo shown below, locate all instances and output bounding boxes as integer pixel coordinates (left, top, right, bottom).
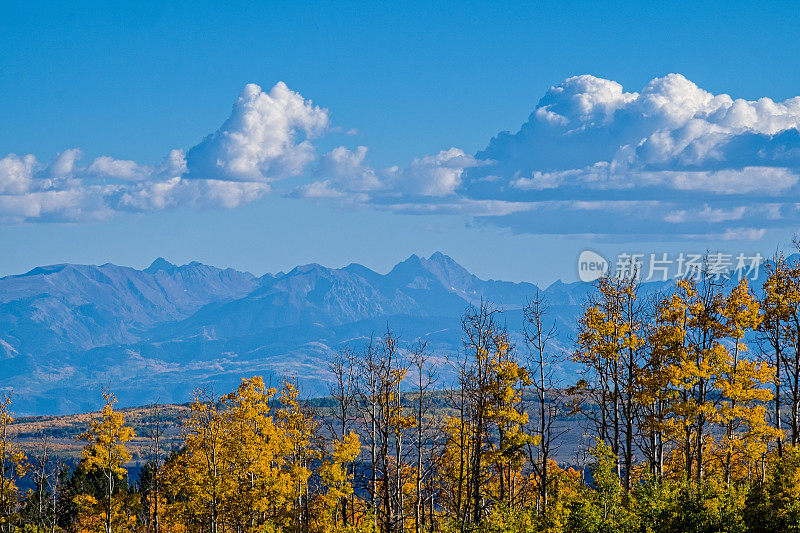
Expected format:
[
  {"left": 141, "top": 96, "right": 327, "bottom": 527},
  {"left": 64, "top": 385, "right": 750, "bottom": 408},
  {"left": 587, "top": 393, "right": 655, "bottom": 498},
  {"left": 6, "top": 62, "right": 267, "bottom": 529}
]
[
  {"left": 761, "top": 254, "right": 800, "bottom": 448},
  {"left": 163, "top": 388, "right": 226, "bottom": 532},
  {"left": 460, "top": 301, "right": 503, "bottom": 526},
  {"left": 639, "top": 316, "right": 675, "bottom": 480},
  {"left": 77, "top": 388, "right": 135, "bottom": 533},
  {"left": 653, "top": 277, "right": 728, "bottom": 483},
  {"left": 166, "top": 378, "right": 313, "bottom": 532},
  {"left": 649, "top": 287, "right": 690, "bottom": 480},
  {"left": 325, "top": 347, "right": 359, "bottom": 528},
  {"left": 574, "top": 274, "right": 645, "bottom": 492},
  {"left": 718, "top": 278, "right": 779, "bottom": 484},
  {"left": 436, "top": 394, "right": 474, "bottom": 528},
  {"left": 484, "top": 333, "right": 532, "bottom": 508},
  {"left": 454, "top": 301, "right": 532, "bottom": 525},
  {"left": 654, "top": 272, "right": 749, "bottom": 484},
  {"left": 277, "top": 380, "right": 319, "bottom": 533},
  {"left": 219, "top": 376, "right": 287, "bottom": 529},
  {"left": 317, "top": 432, "right": 361, "bottom": 532},
  {"left": 0, "top": 394, "right": 26, "bottom": 533}
]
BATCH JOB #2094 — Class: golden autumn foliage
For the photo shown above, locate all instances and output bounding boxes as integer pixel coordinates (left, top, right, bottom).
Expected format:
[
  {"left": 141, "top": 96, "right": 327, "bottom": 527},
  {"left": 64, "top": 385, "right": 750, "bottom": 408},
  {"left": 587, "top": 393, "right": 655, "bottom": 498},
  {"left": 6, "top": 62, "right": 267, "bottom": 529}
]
[
  {"left": 0, "top": 394, "right": 26, "bottom": 531},
  {"left": 11, "top": 256, "right": 800, "bottom": 533},
  {"left": 161, "top": 377, "right": 320, "bottom": 533},
  {"left": 77, "top": 389, "right": 136, "bottom": 533},
  {"left": 317, "top": 432, "right": 361, "bottom": 531},
  {"left": 644, "top": 277, "right": 781, "bottom": 484}
]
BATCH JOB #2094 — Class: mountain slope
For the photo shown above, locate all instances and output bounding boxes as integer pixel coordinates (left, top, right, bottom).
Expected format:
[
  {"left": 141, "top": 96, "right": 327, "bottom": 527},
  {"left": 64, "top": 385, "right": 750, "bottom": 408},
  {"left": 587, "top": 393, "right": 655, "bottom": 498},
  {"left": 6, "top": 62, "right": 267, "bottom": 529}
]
[
  {"left": 0, "top": 253, "right": 606, "bottom": 414},
  {"left": 0, "top": 259, "right": 259, "bottom": 356}
]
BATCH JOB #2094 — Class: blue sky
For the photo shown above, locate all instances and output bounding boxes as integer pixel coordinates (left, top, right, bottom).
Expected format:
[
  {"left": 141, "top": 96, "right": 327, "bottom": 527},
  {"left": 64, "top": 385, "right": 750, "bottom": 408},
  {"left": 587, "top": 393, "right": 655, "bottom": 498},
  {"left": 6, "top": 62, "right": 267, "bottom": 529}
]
[{"left": 1, "top": 1, "right": 799, "bottom": 283}]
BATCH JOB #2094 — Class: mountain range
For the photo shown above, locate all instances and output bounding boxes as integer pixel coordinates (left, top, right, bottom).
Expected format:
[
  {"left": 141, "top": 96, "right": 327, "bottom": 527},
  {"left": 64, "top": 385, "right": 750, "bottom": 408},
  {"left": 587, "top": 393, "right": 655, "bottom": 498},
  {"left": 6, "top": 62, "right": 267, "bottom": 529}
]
[{"left": 0, "top": 252, "right": 668, "bottom": 414}]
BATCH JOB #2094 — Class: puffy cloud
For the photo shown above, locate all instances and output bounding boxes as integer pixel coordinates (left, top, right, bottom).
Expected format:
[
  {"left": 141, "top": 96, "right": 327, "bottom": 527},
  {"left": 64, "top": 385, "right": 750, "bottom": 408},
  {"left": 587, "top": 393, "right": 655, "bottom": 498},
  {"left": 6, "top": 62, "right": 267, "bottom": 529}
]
[
  {"left": 0, "top": 154, "right": 35, "bottom": 195},
  {"left": 296, "top": 146, "right": 484, "bottom": 201},
  {"left": 315, "top": 146, "right": 381, "bottom": 192},
  {"left": 185, "top": 82, "right": 329, "bottom": 182},
  {"left": 292, "top": 180, "right": 348, "bottom": 199},
  {"left": 534, "top": 75, "right": 637, "bottom": 126},
  {"left": 286, "top": 74, "right": 800, "bottom": 241},
  {"left": 117, "top": 178, "right": 268, "bottom": 212},
  {"left": 47, "top": 149, "right": 82, "bottom": 178},
  {"left": 473, "top": 74, "right": 800, "bottom": 182},
  {"left": 388, "top": 148, "right": 484, "bottom": 196},
  {"left": 0, "top": 82, "right": 320, "bottom": 223},
  {"left": 155, "top": 149, "right": 189, "bottom": 179},
  {"left": 460, "top": 74, "right": 800, "bottom": 239},
  {"left": 88, "top": 156, "right": 151, "bottom": 181},
  {"left": 6, "top": 74, "right": 800, "bottom": 243}
]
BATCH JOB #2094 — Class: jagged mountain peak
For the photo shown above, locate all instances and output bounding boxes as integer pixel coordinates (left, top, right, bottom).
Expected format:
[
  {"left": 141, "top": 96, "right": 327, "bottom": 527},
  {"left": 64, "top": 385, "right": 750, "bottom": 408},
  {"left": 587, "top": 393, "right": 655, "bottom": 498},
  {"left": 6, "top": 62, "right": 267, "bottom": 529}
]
[
  {"left": 386, "top": 254, "right": 429, "bottom": 282},
  {"left": 145, "top": 257, "right": 177, "bottom": 274},
  {"left": 420, "top": 252, "right": 475, "bottom": 287},
  {"left": 0, "top": 251, "right": 589, "bottom": 414},
  {"left": 398, "top": 253, "right": 424, "bottom": 266},
  {"left": 427, "top": 250, "right": 458, "bottom": 265},
  {"left": 286, "top": 262, "right": 329, "bottom": 276}
]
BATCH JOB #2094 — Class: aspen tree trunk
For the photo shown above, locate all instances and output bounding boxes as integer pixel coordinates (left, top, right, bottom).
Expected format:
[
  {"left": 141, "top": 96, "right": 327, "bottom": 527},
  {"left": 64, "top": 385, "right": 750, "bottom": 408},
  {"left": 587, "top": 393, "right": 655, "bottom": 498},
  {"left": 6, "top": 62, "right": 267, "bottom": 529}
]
[
  {"left": 793, "top": 327, "right": 800, "bottom": 445},
  {"left": 106, "top": 468, "right": 113, "bottom": 533},
  {"left": 539, "top": 377, "right": 548, "bottom": 510},
  {"left": 696, "top": 381, "right": 706, "bottom": 484},
  {"left": 725, "top": 342, "right": 740, "bottom": 486},
  {"left": 415, "top": 444, "right": 422, "bottom": 533},
  {"left": 471, "top": 399, "right": 484, "bottom": 525},
  {"left": 684, "top": 389, "right": 693, "bottom": 481},
  {"left": 383, "top": 429, "right": 391, "bottom": 533},
  {"left": 776, "top": 344, "right": 783, "bottom": 457},
  {"left": 613, "top": 376, "right": 621, "bottom": 481},
  {"left": 623, "top": 339, "right": 637, "bottom": 493},
  {"left": 414, "top": 358, "right": 426, "bottom": 533},
  {"left": 624, "top": 404, "right": 633, "bottom": 492},
  {"left": 499, "top": 425, "right": 506, "bottom": 503},
  {"left": 371, "top": 413, "right": 378, "bottom": 533},
  {"left": 396, "top": 409, "right": 404, "bottom": 533},
  {"left": 456, "top": 387, "right": 466, "bottom": 531},
  {"left": 657, "top": 398, "right": 664, "bottom": 479},
  {"left": 0, "top": 420, "right": 6, "bottom": 533}
]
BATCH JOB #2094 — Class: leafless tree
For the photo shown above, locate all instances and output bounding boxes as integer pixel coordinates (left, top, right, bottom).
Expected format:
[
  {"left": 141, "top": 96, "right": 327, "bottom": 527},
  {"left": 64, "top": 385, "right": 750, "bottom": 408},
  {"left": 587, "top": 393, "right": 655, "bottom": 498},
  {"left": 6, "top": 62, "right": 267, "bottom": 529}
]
[
  {"left": 410, "top": 340, "right": 436, "bottom": 533},
  {"left": 326, "top": 347, "right": 359, "bottom": 526},
  {"left": 523, "top": 290, "right": 567, "bottom": 512}
]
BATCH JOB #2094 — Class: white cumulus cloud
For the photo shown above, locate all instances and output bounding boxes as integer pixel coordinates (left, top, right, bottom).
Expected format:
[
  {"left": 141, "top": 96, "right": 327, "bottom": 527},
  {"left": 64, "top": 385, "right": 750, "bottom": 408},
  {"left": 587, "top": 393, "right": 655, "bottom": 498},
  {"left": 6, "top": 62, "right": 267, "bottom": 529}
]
[
  {"left": 5, "top": 73, "right": 800, "bottom": 243},
  {"left": 0, "top": 82, "right": 324, "bottom": 223},
  {"left": 296, "top": 146, "right": 485, "bottom": 202},
  {"left": 185, "top": 82, "right": 329, "bottom": 182},
  {"left": 464, "top": 73, "right": 800, "bottom": 239}
]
